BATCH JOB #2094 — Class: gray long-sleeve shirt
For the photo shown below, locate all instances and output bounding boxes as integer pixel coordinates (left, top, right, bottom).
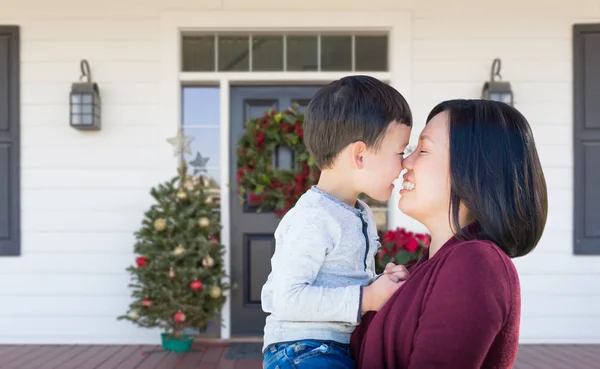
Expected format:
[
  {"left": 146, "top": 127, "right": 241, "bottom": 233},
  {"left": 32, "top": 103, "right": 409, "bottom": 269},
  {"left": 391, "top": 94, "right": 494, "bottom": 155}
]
[{"left": 261, "top": 186, "right": 380, "bottom": 352}]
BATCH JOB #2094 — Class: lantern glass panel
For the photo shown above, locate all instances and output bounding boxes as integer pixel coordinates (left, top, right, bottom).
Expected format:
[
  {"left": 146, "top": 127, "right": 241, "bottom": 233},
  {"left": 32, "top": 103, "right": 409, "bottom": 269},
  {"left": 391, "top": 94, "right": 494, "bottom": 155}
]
[{"left": 489, "top": 92, "right": 512, "bottom": 105}]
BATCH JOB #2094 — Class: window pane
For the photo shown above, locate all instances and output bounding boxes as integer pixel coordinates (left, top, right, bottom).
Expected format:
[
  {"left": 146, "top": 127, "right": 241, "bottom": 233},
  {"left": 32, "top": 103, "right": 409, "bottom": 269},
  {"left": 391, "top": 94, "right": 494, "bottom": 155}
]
[
  {"left": 218, "top": 36, "right": 249, "bottom": 71},
  {"left": 182, "top": 36, "right": 215, "bottom": 72},
  {"left": 183, "top": 127, "right": 221, "bottom": 169},
  {"left": 287, "top": 36, "right": 318, "bottom": 71},
  {"left": 355, "top": 35, "right": 388, "bottom": 71},
  {"left": 182, "top": 87, "right": 220, "bottom": 126},
  {"left": 252, "top": 36, "right": 283, "bottom": 71},
  {"left": 320, "top": 35, "right": 352, "bottom": 71}
]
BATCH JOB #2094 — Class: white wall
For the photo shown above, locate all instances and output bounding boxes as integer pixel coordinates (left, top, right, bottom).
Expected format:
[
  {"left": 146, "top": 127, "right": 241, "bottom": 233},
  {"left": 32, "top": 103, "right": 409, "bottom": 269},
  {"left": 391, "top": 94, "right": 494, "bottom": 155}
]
[{"left": 0, "top": 0, "right": 598, "bottom": 344}]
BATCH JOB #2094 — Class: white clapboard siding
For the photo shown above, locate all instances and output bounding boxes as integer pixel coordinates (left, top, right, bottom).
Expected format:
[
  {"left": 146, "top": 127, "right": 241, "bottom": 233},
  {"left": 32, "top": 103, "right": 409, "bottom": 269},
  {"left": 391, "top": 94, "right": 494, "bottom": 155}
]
[{"left": 0, "top": 0, "right": 598, "bottom": 344}]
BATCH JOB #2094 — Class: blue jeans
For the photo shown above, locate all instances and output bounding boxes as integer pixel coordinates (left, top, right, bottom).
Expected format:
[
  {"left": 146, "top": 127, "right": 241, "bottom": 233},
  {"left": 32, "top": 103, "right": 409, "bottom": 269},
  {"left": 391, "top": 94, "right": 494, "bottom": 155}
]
[{"left": 262, "top": 340, "right": 354, "bottom": 369}]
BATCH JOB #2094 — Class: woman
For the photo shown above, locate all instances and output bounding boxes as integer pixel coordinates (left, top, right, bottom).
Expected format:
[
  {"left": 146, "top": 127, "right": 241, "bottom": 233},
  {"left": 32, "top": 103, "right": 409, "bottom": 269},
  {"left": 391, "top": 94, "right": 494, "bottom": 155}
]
[{"left": 350, "top": 99, "right": 548, "bottom": 368}]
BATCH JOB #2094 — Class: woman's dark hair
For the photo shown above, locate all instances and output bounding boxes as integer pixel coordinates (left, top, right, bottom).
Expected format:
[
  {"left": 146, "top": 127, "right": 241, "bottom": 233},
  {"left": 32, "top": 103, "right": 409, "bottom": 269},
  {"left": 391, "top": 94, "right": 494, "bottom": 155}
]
[{"left": 426, "top": 99, "right": 548, "bottom": 258}]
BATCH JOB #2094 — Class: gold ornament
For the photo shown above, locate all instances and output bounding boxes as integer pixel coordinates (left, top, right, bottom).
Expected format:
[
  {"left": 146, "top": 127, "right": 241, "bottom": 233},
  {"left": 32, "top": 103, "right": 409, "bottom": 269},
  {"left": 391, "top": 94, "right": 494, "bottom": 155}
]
[
  {"left": 154, "top": 218, "right": 167, "bottom": 232},
  {"left": 184, "top": 176, "right": 199, "bottom": 191},
  {"left": 198, "top": 216, "right": 210, "bottom": 228},
  {"left": 205, "top": 196, "right": 213, "bottom": 205},
  {"left": 128, "top": 310, "right": 140, "bottom": 320},
  {"left": 202, "top": 256, "right": 215, "bottom": 268},
  {"left": 173, "top": 245, "right": 185, "bottom": 256},
  {"left": 176, "top": 189, "right": 188, "bottom": 201},
  {"left": 168, "top": 267, "right": 175, "bottom": 278},
  {"left": 209, "top": 286, "right": 222, "bottom": 298}
]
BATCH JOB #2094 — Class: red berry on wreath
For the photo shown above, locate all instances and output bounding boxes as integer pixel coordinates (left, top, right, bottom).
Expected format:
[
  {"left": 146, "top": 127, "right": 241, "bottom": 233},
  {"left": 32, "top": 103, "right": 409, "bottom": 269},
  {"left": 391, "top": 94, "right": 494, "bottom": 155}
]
[
  {"left": 142, "top": 297, "right": 152, "bottom": 307},
  {"left": 136, "top": 256, "right": 148, "bottom": 267},
  {"left": 190, "top": 280, "right": 203, "bottom": 291}
]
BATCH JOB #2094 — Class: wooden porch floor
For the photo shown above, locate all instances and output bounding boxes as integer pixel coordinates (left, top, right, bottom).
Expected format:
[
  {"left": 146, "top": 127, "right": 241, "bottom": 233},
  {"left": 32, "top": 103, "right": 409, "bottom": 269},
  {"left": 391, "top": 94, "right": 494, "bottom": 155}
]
[{"left": 0, "top": 343, "right": 599, "bottom": 368}]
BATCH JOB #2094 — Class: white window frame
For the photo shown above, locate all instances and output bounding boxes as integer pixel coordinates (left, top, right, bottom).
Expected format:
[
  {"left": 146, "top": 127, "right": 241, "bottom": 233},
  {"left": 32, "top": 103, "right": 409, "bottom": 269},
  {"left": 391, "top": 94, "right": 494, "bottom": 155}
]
[{"left": 159, "top": 10, "right": 413, "bottom": 340}]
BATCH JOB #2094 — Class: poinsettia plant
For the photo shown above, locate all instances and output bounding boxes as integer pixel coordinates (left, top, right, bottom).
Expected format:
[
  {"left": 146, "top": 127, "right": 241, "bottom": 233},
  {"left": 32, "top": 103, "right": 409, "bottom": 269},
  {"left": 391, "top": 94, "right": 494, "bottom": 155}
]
[{"left": 376, "top": 227, "right": 431, "bottom": 273}]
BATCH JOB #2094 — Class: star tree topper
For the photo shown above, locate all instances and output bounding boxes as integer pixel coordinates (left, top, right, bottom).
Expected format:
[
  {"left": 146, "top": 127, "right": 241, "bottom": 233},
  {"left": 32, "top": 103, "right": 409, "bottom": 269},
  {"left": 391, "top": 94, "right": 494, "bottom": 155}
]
[
  {"left": 190, "top": 152, "right": 209, "bottom": 175},
  {"left": 166, "top": 126, "right": 194, "bottom": 166}
]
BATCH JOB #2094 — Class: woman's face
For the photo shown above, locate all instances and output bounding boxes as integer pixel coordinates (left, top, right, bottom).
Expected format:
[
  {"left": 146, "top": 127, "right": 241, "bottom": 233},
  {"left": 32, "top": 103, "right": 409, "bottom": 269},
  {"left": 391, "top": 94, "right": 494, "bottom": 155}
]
[{"left": 398, "top": 111, "right": 451, "bottom": 227}]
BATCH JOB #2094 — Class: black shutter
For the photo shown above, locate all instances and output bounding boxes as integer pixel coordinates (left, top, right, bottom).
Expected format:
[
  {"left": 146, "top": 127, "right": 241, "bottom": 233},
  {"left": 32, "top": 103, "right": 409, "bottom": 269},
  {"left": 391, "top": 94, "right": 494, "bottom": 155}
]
[
  {"left": 0, "top": 26, "right": 20, "bottom": 256},
  {"left": 573, "top": 24, "right": 600, "bottom": 254}
]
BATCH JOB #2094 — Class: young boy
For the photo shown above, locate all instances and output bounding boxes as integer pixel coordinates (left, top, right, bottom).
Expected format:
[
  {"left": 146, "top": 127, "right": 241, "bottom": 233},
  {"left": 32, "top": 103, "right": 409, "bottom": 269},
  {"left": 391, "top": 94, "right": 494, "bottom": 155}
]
[{"left": 261, "top": 75, "right": 413, "bottom": 368}]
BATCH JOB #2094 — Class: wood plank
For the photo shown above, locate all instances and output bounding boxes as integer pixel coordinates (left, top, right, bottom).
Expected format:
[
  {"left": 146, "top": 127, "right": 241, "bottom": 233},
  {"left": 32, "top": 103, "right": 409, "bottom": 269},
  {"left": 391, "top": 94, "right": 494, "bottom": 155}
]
[
  {"left": 1, "top": 343, "right": 599, "bottom": 369},
  {"left": 134, "top": 348, "right": 170, "bottom": 369},
  {"left": 0, "top": 345, "right": 20, "bottom": 360},
  {"left": 20, "top": 345, "right": 76, "bottom": 369},
  {"left": 234, "top": 359, "right": 262, "bottom": 369},
  {"left": 215, "top": 347, "right": 236, "bottom": 369},
  {"left": 0, "top": 345, "right": 40, "bottom": 366},
  {"left": 169, "top": 345, "right": 206, "bottom": 369},
  {"left": 94, "top": 345, "right": 143, "bottom": 369},
  {"left": 576, "top": 344, "right": 600, "bottom": 359},
  {"left": 111, "top": 345, "right": 155, "bottom": 369},
  {"left": 535, "top": 345, "right": 587, "bottom": 369},
  {"left": 58, "top": 345, "right": 113, "bottom": 369},
  {"left": 549, "top": 344, "right": 597, "bottom": 365},
  {"left": 197, "top": 344, "right": 225, "bottom": 369},
  {"left": 2, "top": 345, "right": 57, "bottom": 369}
]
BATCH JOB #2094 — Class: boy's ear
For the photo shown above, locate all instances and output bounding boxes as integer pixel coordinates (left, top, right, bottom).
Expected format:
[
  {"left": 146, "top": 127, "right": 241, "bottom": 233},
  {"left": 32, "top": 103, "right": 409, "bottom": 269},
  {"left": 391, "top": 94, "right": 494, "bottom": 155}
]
[{"left": 350, "top": 141, "right": 367, "bottom": 169}]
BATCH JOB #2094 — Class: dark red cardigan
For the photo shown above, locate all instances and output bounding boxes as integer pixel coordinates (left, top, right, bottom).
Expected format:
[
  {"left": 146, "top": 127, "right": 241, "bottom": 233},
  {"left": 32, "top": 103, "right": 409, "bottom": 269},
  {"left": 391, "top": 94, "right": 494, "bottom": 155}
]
[{"left": 350, "top": 231, "right": 521, "bottom": 369}]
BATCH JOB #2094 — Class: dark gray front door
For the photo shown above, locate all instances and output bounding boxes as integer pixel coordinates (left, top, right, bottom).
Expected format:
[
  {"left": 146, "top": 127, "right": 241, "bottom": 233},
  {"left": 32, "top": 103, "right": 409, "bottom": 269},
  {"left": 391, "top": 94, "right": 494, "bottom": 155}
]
[
  {"left": 229, "top": 86, "right": 320, "bottom": 336},
  {"left": 0, "top": 26, "right": 20, "bottom": 256},
  {"left": 574, "top": 24, "right": 600, "bottom": 255}
]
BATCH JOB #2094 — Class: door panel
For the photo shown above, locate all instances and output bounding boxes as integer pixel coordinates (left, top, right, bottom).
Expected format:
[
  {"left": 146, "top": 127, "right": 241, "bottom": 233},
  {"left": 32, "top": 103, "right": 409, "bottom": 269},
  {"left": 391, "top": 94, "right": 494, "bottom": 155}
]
[{"left": 229, "top": 86, "right": 320, "bottom": 335}]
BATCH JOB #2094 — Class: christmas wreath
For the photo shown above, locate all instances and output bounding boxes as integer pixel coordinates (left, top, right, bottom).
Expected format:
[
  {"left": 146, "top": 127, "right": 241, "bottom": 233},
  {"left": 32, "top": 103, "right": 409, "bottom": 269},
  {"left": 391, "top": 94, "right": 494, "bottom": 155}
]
[{"left": 236, "top": 106, "right": 320, "bottom": 216}]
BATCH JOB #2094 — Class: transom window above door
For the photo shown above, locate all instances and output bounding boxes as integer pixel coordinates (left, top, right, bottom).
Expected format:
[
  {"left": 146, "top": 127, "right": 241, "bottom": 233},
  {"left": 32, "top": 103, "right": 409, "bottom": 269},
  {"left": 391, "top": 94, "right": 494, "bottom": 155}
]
[{"left": 181, "top": 33, "right": 388, "bottom": 72}]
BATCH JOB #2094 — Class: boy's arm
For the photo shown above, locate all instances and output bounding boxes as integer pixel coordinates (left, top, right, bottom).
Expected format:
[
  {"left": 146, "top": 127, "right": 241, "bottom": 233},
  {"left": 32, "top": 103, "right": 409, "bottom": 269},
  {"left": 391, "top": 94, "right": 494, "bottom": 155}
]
[{"left": 270, "top": 212, "right": 363, "bottom": 324}]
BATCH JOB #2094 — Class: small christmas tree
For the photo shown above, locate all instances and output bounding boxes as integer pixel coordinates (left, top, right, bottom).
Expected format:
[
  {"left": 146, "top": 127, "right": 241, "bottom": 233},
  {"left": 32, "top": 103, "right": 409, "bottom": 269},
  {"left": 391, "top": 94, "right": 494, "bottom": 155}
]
[{"left": 118, "top": 128, "right": 229, "bottom": 349}]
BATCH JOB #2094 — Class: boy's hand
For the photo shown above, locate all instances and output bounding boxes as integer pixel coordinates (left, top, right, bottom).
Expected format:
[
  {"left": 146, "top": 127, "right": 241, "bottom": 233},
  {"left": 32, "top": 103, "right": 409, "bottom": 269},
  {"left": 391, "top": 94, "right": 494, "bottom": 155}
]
[
  {"left": 362, "top": 273, "right": 405, "bottom": 313},
  {"left": 383, "top": 262, "right": 409, "bottom": 283}
]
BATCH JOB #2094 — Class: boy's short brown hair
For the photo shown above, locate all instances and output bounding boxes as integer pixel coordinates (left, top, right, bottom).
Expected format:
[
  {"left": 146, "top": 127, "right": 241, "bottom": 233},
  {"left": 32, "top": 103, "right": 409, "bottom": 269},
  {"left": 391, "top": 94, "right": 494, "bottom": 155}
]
[{"left": 304, "top": 75, "right": 412, "bottom": 169}]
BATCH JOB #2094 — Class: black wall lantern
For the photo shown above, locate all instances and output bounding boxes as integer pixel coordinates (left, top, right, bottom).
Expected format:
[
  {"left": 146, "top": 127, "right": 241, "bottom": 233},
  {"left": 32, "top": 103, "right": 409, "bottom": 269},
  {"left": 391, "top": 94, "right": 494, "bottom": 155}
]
[
  {"left": 70, "top": 59, "right": 101, "bottom": 130},
  {"left": 481, "top": 58, "right": 514, "bottom": 106}
]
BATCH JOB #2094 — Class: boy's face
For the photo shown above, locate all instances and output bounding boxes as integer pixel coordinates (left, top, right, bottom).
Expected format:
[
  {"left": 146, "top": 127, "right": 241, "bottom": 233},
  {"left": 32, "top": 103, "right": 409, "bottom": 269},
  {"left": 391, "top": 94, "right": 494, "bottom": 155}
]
[{"left": 357, "top": 122, "right": 411, "bottom": 202}]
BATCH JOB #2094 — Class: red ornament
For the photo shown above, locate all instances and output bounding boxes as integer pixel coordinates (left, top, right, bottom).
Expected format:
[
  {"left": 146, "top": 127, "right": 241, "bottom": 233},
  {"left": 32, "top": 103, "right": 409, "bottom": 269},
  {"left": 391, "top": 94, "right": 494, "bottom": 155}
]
[
  {"left": 142, "top": 297, "right": 152, "bottom": 307},
  {"left": 190, "top": 280, "right": 203, "bottom": 291},
  {"left": 174, "top": 310, "right": 186, "bottom": 322},
  {"left": 136, "top": 256, "right": 148, "bottom": 267}
]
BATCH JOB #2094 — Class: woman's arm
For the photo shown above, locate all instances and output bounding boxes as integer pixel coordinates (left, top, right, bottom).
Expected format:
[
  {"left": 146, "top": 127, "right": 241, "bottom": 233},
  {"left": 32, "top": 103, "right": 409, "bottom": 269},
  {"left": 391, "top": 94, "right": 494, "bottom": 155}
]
[{"left": 407, "top": 241, "right": 516, "bottom": 368}]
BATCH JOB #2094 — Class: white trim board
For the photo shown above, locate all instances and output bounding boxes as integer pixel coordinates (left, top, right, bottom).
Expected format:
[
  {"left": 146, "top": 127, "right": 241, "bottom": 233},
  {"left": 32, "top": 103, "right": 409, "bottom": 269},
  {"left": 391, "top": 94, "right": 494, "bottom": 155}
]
[{"left": 159, "top": 10, "right": 413, "bottom": 340}]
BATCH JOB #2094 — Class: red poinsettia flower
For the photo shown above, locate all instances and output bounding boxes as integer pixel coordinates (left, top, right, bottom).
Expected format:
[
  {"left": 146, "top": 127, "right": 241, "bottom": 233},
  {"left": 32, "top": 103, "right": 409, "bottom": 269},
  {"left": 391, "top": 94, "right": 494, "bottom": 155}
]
[{"left": 405, "top": 237, "right": 419, "bottom": 253}]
